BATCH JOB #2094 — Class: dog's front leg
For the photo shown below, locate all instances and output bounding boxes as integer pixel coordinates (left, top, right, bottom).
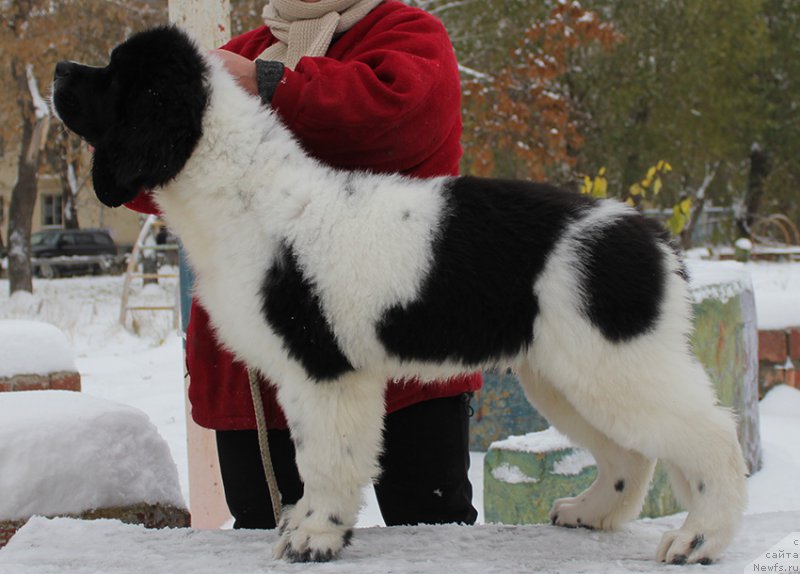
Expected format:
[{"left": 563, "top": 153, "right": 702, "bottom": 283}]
[{"left": 272, "top": 372, "right": 386, "bottom": 562}]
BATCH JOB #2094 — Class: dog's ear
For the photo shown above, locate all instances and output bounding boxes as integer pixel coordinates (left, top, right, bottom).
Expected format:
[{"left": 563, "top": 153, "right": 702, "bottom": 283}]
[
  {"left": 91, "top": 146, "right": 140, "bottom": 208},
  {"left": 104, "top": 82, "right": 206, "bottom": 194},
  {"left": 91, "top": 26, "right": 208, "bottom": 207}
]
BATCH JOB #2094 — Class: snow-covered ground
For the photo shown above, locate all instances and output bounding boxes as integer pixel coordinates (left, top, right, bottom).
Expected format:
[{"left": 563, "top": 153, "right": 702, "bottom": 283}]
[{"left": 0, "top": 260, "right": 799, "bottom": 573}]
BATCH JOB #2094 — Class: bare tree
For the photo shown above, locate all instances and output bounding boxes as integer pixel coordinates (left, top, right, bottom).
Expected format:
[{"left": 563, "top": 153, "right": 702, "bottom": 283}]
[
  {"left": 6, "top": 59, "right": 51, "bottom": 294},
  {"left": 1, "top": 0, "right": 164, "bottom": 294},
  {"left": 45, "top": 131, "right": 85, "bottom": 230}
]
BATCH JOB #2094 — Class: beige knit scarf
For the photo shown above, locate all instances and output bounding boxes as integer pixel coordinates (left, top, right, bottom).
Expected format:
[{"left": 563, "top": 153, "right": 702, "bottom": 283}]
[{"left": 260, "top": 0, "right": 384, "bottom": 70}]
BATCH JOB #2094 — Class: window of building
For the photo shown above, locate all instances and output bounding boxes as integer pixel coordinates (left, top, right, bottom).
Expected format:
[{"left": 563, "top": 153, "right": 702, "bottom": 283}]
[{"left": 42, "top": 194, "right": 63, "bottom": 227}]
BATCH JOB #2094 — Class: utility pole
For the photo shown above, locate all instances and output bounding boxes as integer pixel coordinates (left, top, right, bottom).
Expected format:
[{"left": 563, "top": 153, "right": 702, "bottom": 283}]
[
  {"left": 167, "top": 0, "right": 231, "bottom": 530},
  {"left": 169, "top": 0, "right": 231, "bottom": 50}
]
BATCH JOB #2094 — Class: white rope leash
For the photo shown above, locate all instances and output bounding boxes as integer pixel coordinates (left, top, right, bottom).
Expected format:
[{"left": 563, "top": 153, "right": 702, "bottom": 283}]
[{"left": 247, "top": 367, "right": 283, "bottom": 526}]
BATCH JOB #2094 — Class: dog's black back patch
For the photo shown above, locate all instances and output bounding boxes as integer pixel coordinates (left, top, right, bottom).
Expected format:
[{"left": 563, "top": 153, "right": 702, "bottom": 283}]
[
  {"left": 377, "top": 176, "right": 592, "bottom": 366},
  {"left": 261, "top": 243, "right": 354, "bottom": 381},
  {"left": 580, "top": 215, "right": 668, "bottom": 342}
]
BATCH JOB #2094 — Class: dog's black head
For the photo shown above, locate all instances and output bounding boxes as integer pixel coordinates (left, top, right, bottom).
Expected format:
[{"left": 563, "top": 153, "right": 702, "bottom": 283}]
[{"left": 52, "top": 26, "right": 208, "bottom": 207}]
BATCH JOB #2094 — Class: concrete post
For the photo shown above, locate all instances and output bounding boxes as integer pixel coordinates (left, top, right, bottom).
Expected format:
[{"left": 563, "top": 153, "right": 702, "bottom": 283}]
[{"left": 168, "top": 0, "right": 232, "bottom": 530}]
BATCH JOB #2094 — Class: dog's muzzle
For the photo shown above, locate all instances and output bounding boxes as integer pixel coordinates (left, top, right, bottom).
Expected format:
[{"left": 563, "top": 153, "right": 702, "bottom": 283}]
[{"left": 52, "top": 61, "right": 80, "bottom": 119}]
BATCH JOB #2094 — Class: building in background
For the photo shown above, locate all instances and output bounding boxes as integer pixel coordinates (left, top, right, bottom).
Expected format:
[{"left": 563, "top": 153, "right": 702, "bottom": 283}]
[{"left": 0, "top": 156, "right": 142, "bottom": 253}]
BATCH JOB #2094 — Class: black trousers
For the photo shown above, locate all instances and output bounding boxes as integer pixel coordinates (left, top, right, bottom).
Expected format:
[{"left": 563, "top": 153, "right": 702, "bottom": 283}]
[{"left": 215, "top": 393, "right": 477, "bottom": 529}]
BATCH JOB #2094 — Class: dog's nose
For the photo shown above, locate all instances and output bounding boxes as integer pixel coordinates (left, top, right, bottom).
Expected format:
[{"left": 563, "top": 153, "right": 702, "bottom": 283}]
[{"left": 54, "top": 61, "right": 73, "bottom": 80}]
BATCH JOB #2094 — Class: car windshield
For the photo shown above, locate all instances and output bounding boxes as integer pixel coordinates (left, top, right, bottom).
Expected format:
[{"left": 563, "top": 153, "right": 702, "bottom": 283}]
[{"left": 31, "top": 232, "right": 59, "bottom": 247}]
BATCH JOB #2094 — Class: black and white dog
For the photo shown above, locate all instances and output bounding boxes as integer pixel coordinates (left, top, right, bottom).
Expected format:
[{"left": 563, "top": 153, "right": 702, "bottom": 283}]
[{"left": 52, "top": 26, "right": 746, "bottom": 565}]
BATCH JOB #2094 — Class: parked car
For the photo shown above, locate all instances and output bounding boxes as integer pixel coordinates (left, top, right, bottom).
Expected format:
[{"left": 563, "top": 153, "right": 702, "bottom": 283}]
[{"left": 31, "top": 228, "right": 122, "bottom": 278}]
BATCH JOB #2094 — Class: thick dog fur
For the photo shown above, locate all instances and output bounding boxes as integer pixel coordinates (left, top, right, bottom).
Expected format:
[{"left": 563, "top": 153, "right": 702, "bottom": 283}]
[{"left": 53, "top": 26, "right": 747, "bottom": 565}]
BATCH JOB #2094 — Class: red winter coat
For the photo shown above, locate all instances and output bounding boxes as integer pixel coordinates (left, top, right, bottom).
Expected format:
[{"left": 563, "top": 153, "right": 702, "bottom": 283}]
[{"left": 126, "top": 0, "right": 482, "bottom": 429}]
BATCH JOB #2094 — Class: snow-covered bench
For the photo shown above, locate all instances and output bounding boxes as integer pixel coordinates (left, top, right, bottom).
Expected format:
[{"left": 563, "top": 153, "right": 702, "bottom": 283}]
[
  {"left": 0, "top": 391, "right": 188, "bottom": 547},
  {"left": 0, "top": 320, "right": 81, "bottom": 392}
]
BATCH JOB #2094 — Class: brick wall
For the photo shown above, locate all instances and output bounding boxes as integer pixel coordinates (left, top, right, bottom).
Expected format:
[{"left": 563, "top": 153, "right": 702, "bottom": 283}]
[
  {"left": 0, "top": 519, "right": 26, "bottom": 549},
  {"left": 758, "top": 328, "right": 800, "bottom": 396},
  {"left": 0, "top": 371, "right": 80, "bottom": 393}
]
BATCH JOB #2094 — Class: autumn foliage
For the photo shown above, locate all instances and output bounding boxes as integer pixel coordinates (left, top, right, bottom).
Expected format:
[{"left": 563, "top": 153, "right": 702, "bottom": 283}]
[{"left": 461, "top": 2, "right": 619, "bottom": 181}]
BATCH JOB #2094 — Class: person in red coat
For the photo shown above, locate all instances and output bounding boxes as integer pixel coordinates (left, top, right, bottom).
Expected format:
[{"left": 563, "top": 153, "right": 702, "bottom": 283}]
[{"left": 127, "top": 0, "right": 481, "bottom": 528}]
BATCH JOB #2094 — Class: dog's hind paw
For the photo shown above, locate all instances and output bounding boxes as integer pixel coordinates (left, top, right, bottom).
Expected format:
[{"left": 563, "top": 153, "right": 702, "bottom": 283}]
[
  {"left": 272, "top": 504, "right": 354, "bottom": 563},
  {"left": 550, "top": 496, "right": 593, "bottom": 529},
  {"left": 656, "top": 528, "right": 724, "bottom": 565},
  {"left": 549, "top": 495, "right": 623, "bottom": 531}
]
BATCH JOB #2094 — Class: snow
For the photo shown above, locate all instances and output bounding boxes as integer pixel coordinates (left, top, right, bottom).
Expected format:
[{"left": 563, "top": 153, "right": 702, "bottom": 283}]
[
  {"left": 0, "top": 276, "right": 188, "bottom": 501},
  {"left": 553, "top": 449, "right": 596, "bottom": 476},
  {"left": 744, "top": 385, "right": 800, "bottom": 515},
  {"left": 491, "top": 463, "right": 539, "bottom": 484},
  {"left": 745, "top": 261, "right": 800, "bottom": 329},
  {"left": 492, "top": 425, "right": 573, "bottom": 453},
  {"left": 0, "top": 320, "right": 77, "bottom": 377},
  {"left": 457, "top": 63, "right": 491, "bottom": 80},
  {"left": 0, "top": 261, "right": 799, "bottom": 573},
  {"left": 760, "top": 381, "right": 800, "bottom": 417},
  {"left": 0, "top": 391, "right": 185, "bottom": 521},
  {"left": 1, "top": 513, "right": 798, "bottom": 573},
  {"left": 683, "top": 257, "right": 800, "bottom": 329},
  {"left": 490, "top": 427, "right": 598, "bottom": 478},
  {"left": 25, "top": 64, "right": 49, "bottom": 121},
  {"left": 7, "top": 229, "right": 27, "bottom": 260},
  {"left": 686, "top": 259, "right": 752, "bottom": 304}
]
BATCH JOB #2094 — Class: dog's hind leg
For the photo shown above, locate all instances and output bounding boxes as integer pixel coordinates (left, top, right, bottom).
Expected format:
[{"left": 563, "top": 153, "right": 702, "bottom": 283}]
[
  {"left": 646, "top": 360, "right": 748, "bottom": 565},
  {"left": 662, "top": 461, "right": 694, "bottom": 510},
  {"left": 270, "top": 371, "right": 386, "bottom": 563},
  {"left": 532, "top": 345, "right": 747, "bottom": 565},
  {"left": 517, "top": 364, "right": 655, "bottom": 531},
  {"left": 529, "top": 217, "right": 746, "bottom": 563}
]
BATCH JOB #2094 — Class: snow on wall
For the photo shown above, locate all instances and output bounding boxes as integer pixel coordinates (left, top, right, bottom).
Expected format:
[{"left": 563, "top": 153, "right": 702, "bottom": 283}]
[
  {"left": 490, "top": 426, "right": 574, "bottom": 454},
  {"left": 552, "top": 449, "right": 596, "bottom": 476},
  {"left": 0, "top": 320, "right": 77, "bottom": 378},
  {"left": 687, "top": 260, "right": 753, "bottom": 304},
  {"left": 683, "top": 258, "right": 800, "bottom": 330},
  {"left": 0, "top": 391, "right": 185, "bottom": 521},
  {"left": 491, "top": 463, "right": 539, "bottom": 484},
  {"left": 489, "top": 427, "right": 596, "bottom": 477}
]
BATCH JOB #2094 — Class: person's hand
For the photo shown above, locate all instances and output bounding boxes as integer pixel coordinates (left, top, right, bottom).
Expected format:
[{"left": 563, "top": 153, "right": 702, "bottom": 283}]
[{"left": 211, "top": 49, "right": 258, "bottom": 95}]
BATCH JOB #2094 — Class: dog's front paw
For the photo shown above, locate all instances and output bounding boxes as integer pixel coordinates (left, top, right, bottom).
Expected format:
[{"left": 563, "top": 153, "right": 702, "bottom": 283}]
[
  {"left": 549, "top": 493, "right": 629, "bottom": 531},
  {"left": 273, "top": 503, "right": 354, "bottom": 563},
  {"left": 656, "top": 528, "right": 725, "bottom": 565},
  {"left": 549, "top": 496, "right": 577, "bottom": 526},
  {"left": 550, "top": 496, "right": 595, "bottom": 530}
]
